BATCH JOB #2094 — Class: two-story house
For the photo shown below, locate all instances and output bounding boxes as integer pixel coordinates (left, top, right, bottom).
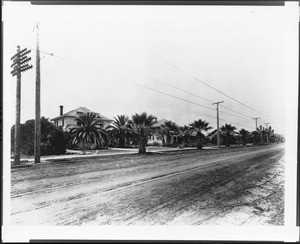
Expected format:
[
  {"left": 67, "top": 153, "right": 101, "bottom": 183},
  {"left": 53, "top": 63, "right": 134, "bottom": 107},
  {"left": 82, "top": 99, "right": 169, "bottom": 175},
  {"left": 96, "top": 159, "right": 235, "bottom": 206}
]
[{"left": 51, "top": 106, "right": 113, "bottom": 130}]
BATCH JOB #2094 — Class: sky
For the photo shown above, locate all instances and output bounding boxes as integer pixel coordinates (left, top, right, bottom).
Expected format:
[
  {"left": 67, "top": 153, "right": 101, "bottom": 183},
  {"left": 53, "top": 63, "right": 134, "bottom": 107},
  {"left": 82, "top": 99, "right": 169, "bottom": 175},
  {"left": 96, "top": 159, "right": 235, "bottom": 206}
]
[{"left": 3, "top": 2, "right": 298, "bottom": 135}]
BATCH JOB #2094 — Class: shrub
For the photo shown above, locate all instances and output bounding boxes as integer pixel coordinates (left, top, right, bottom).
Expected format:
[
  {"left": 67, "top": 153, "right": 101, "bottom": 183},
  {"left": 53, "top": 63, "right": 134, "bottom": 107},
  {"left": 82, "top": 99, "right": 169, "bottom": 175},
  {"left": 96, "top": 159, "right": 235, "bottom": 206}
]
[{"left": 11, "top": 117, "right": 67, "bottom": 156}]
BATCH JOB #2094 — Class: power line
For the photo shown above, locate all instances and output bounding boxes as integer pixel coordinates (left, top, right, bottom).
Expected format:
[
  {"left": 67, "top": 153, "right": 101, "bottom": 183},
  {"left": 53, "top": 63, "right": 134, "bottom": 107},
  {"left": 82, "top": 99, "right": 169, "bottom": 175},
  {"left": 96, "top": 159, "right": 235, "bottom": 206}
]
[
  {"left": 220, "top": 109, "right": 252, "bottom": 121},
  {"left": 12, "top": 43, "right": 69, "bottom": 61},
  {"left": 120, "top": 36, "right": 269, "bottom": 118},
  {"left": 140, "top": 74, "right": 255, "bottom": 121},
  {"left": 134, "top": 82, "right": 215, "bottom": 111},
  {"left": 133, "top": 83, "right": 259, "bottom": 131},
  {"left": 89, "top": 48, "right": 257, "bottom": 122},
  {"left": 63, "top": 47, "right": 257, "bottom": 127},
  {"left": 132, "top": 83, "right": 254, "bottom": 131},
  {"left": 219, "top": 105, "right": 253, "bottom": 120},
  {"left": 103, "top": 34, "right": 263, "bottom": 121},
  {"left": 219, "top": 118, "right": 253, "bottom": 131},
  {"left": 16, "top": 42, "right": 265, "bottom": 131},
  {"left": 18, "top": 42, "right": 259, "bottom": 123}
]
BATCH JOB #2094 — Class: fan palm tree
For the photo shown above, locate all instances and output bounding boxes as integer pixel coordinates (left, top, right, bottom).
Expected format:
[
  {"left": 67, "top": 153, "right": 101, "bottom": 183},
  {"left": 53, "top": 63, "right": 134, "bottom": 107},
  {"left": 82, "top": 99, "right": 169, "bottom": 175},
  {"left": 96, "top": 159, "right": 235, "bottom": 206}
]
[
  {"left": 160, "top": 120, "right": 178, "bottom": 146},
  {"left": 178, "top": 125, "right": 191, "bottom": 147},
  {"left": 251, "top": 130, "right": 261, "bottom": 144},
  {"left": 267, "top": 126, "right": 275, "bottom": 143},
  {"left": 189, "top": 119, "right": 212, "bottom": 149},
  {"left": 257, "top": 125, "right": 264, "bottom": 144},
  {"left": 68, "top": 112, "right": 107, "bottom": 152},
  {"left": 239, "top": 128, "right": 250, "bottom": 146},
  {"left": 220, "top": 123, "right": 237, "bottom": 147},
  {"left": 106, "top": 115, "right": 132, "bottom": 148},
  {"left": 131, "top": 112, "right": 157, "bottom": 154}
]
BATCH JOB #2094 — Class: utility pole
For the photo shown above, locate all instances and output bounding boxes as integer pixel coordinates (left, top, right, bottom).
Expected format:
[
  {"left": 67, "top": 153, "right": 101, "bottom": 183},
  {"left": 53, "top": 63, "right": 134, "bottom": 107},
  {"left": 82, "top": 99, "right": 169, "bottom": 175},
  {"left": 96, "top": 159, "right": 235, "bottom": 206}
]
[
  {"left": 212, "top": 101, "right": 224, "bottom": 148},
  {"left": 11, "top": 46, "right": 33, "bottom": 165},
  {"left": 34, "top": 23, "right": 41, "bottom": 163},
  {"left": 265, "top": 122, "right": 270, "bottom": 144},
  {"left": 253, "top": 117, "right": 260, "bottom": 130}
]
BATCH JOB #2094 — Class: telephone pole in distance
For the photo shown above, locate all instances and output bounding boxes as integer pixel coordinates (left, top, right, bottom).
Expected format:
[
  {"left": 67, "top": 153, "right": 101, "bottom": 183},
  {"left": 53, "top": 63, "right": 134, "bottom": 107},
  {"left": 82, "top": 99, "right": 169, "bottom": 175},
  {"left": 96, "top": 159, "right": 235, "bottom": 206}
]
[
  {"left": 212, "top": 101, "right": 224, "bottom": 148},
  {"left": 253, "top": 117, "right": 260, "bottom": 130}
]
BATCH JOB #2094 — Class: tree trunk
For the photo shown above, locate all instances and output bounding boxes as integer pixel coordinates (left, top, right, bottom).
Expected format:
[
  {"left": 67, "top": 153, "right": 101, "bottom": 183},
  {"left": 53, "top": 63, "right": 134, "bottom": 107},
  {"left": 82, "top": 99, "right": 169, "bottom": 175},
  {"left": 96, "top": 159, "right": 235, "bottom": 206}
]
[
  {"left": 118, "top": 136, "right": 125, "bottom": 148},
  {"left": 166, "top": 132, "right": 171, "bottom": 146},
  {"left": 197, "top": 134, "right": 203, "bottom": 150},
  {"left": 225, "top": 139, "right": 230, "bottom": 147},
  {"left": 138, "top": 136, "right": 147, "bottom": 154},
  {"left": 125, "top": 136, "right": 129, "bottom": 147}
]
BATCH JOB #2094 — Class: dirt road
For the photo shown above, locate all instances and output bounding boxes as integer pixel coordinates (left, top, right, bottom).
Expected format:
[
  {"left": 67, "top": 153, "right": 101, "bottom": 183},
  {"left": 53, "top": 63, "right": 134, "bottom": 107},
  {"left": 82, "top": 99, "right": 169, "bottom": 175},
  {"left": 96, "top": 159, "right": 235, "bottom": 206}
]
[{"left": 11, "top": 144, "right": 284, "bottom": 225}]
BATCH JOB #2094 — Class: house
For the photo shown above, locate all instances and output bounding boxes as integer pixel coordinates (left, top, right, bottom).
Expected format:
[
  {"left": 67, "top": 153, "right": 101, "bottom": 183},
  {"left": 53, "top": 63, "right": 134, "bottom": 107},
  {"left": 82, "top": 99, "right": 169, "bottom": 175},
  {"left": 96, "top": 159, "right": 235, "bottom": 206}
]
[
  {"left": 148, "top": 118, "right": 179, "bottom": 146},
  {"left": 51, "top": 106, "right": 113, "bottom": 130},
  {"left": 148, "top": 118, "right": 166, "bottom": 145}
]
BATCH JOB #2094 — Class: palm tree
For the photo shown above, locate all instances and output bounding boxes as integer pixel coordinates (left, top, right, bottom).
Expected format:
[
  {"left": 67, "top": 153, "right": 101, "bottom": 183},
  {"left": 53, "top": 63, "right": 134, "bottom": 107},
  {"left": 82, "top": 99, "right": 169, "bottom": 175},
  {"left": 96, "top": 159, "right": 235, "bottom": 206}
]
[
  {"left": 239, "top": 128, "right": 250, "bottom": 146},
  {"left": 189, "top": 119, "right": 212, "bottom": 149},
  {"left": 160, "top": 120, "right": 178, "bottom": 146},
  {"left": 68, "top": 112, "right": 107, "bottom": 152},
  {"left": 251, "top": 130, "right": 261, "bottom": 144},
  {"left": 131, "top": 112, "right": 157, "bottom": 154},
  {"left": 106, "top": 115, "right": 132, "bottom": 148},
  {"left": 220, "top": 123, "right": 237, "bottom": 147},
  {"left": 257, "top": 125, "right": 264, "bottom": 144},
  {"left": 178, "top": 125, "right": 190, "bottom": 147},
  {"left": 267, "top": 126, "right": 275, "bottom": 143}
]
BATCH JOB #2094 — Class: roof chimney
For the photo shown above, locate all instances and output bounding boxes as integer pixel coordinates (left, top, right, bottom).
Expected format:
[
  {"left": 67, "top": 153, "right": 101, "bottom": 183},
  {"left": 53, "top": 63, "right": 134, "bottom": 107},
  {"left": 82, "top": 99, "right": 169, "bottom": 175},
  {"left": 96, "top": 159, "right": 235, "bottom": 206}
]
[{"left": 60, "top": 105, "right": 63, "bottom": 116}]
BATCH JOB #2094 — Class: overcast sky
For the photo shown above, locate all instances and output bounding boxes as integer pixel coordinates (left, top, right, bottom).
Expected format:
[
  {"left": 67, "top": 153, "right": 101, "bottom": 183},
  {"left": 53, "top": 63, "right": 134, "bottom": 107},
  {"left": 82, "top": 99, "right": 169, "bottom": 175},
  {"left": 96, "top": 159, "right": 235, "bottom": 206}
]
[{"left": 3, "top": 2, "right": 298, "bottom": 135}]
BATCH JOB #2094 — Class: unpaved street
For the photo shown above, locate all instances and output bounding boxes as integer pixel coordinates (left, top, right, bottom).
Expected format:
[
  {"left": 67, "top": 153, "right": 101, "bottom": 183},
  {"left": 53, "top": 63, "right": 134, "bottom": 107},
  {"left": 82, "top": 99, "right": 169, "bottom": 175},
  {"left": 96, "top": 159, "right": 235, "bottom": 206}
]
[{"left": 11, "top": 144, "right": 284, "bottom": 225}]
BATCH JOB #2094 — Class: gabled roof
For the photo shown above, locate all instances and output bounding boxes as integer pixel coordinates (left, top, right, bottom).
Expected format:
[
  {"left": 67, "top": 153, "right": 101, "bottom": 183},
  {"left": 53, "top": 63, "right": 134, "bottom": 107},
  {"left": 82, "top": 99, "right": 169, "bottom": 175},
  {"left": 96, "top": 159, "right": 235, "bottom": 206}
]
[
  {"left": 51, "top": 107, "right": 113, "bottom": 121},
  {"left": 154, "top": 118, "right": 169, "bottom": 127},
  {"left": 206, "top": 129, "right": 218, "bottom": 139}
]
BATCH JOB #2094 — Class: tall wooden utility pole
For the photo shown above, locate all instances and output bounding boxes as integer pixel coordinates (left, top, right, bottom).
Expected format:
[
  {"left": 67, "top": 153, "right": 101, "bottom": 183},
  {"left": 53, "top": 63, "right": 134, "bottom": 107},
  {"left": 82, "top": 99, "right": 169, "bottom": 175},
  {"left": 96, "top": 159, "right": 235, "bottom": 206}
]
[
  {"left": 11, "top": 46, "right": 33, "bottom": 165},
  {"left": 34, "top": 23, "right": 41, "bottom": 163},
  {"left": 253, "top": 117, "right": 260, "bottom": 130},
  {"left": 13, "top": 46, "right": 21, "bottom": 165},
  {"left": 212, "top": 101, "right": 224, "bottom": 148}
]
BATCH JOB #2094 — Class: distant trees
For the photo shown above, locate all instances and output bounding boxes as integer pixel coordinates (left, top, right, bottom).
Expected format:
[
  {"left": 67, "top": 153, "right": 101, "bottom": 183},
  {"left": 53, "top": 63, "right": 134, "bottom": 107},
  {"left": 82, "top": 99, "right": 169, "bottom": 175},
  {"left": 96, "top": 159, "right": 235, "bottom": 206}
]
[
  {"left": 12, "top": 110, "right": 283, "bottom": 158},
  {"left": 220, "top": 123, "right": 237, "bottom": 147},
  {"left": 159, "top": 120, "right": 178, "bottom": 146},
  {"left": 131, "top": 112, "right": 157, "bottom": 154},
  {"left": 239, "top": 128, "right": 250, "bottom": 146},
  {"left": 106, "top": 115, "right": 132, "bottom": 148},
  {"left": 189, "top": 119, "right": 212, "bottom": 149},
  {"left": 178, "top": 125, "right": 190, "bottom": 147},
  {"left": 250, "top": 130, "right": 261, "bottom": 144}
]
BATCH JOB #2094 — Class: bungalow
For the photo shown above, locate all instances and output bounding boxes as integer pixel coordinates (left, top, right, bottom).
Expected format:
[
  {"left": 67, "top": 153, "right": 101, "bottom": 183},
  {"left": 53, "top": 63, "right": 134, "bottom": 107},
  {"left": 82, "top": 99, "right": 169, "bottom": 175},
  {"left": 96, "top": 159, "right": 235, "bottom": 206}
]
[
  {"left": 206, "top": 129, "right": 224, "bottom": 144},
  {"left": 51, "top": 106, "right": 113, "bottom": 130},
  {"left": 148, "top": 118, "right": 179, "bottom": 146}
]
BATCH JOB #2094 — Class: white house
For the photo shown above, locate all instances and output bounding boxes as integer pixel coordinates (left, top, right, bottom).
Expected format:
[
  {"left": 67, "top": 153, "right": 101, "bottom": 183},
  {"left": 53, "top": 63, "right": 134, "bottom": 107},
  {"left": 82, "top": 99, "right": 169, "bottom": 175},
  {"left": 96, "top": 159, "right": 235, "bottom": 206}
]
[
  {"left": 51, "top": 106, "right": 113, "bottom": 130},
  {"left": 148, "top": 118, "right": 179, "bottom": 146}
]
